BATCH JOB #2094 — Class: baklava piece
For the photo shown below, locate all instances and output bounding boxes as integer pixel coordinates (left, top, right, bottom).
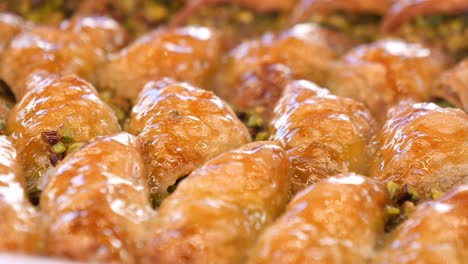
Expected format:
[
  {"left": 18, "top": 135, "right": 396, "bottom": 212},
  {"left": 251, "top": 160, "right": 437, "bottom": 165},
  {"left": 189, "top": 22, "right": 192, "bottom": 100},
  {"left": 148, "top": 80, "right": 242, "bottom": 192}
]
[
  {"left": 327, "top": 39, "right": 448, "bottom": 123},
  {"left": 41, "top": 133, "right": 153, "bottom": 263},
  {"left": 6, "top": 74, "right": 120, "bottom": 202},
  {"left": 97, "top": 26, "right": 224, "bottom": 101},
  {"left": 128, "top": 79, "right": 250, "bottom": 205},
  {"left": 0, "top": 136, "right": 41, "bottom": 253},
  {"left": 249, "top": 173, "right": 390, "bottom": 264},
  {"left": 270, "top": 80, "right": 376, "bottom": 194},
  {"left": 143, "top": 142, "right": 290, "bottom": 264},
  {"left": 370, "top": 102, "right": 468, "bottom": 199}
]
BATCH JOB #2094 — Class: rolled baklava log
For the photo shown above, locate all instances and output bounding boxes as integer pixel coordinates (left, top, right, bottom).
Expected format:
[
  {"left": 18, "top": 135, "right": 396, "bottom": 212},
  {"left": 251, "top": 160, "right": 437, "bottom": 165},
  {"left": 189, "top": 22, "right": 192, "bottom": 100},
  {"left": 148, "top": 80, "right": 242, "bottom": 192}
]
[
  {"left": 373, "top": 185, "right": 468, "bottom": 264},
  {"left": 0, "top": 135, "right": 40, "bottom": 253},
  {"left": 369, "top": 102, "right": 468, "bottom": 199},
  {"left": 0, "top": 15, "right": 126, "bottom": 99},
  {"left": 142, "top": 141, "right": 290, "bottom": 264},
  {"left": 270, "top": 80, "right": 376, "bottom": 194},
  {"left": 382, "top": 0, "right": 468, "bottom": 58},
  {"left": 128, "top": 79, "right": 250, "bottom": 206},
  {"left": 249, "top": 173, "right": 390, "bottom": 264},
  {"left": 290, "top": 0, "right": 393, "bottom": 42},
  {"left": 0, "top": 13, "right": 25, "bottom": 52},
  {"left": 217, "top": 23, "right": 353, "bottom": 134},
  {"left": 326, "top": 39, "right": 448, "bottom": 123},
  {"left": 97, "top": 26, "right": 224, "bottom": 101},
  {"left": 6, "top": 74, "right": 120, "bottom": 203},
  {"left": 41, "top": 133, "right": 154, "bottom": 263},
  {"left": 432, "top": 58, "right": 468, "bottom": 112}
]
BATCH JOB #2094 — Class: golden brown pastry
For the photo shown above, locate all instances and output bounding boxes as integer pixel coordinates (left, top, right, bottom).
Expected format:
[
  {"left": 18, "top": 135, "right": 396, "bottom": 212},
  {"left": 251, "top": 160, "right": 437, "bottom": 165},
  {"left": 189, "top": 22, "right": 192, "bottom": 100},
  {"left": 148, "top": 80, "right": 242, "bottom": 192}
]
[
  {"left": 6, "top": 74, "right": 120, "bottom": 202},
  {"left": 370, "top": 102, "right": 468, "bottom": 198},
  {"left": 41, "top": 132, "right": 153, "bottom": 263},
  {"left": 327, "top": 39, "right": 448, "bottom": 123},
  {"left": 171, "top": 0, "right": 297, "bottom": 26},
  {"left": 0, "top": 13, "right": 24, "bottom": 52},
  {"left": 0, "top": 135, "right": 40, "bottom": 253},
  {"left": 142, "top": 141, "right": 290, "bottom": 264},
  {"left": 382, "top": 0, "right": 468, "bottom": 32},
  {"left": 249, "top": 173, "right": 390, "bottom": 264},
  {"left": 270, "top": 80, "right": 376, "bottom": 194},
  {"left": 97, "top": 26, "right": 224, "bottom": 101},
  {"left": 432, "top": 58, "right": 468, "bottom": 112},
  {"left": 374, "top": 185, "right": 468, "bottom": 264},
  {"left": 128, "top": 79, "right": 251, "bottom": 205},
  {"left": 0, "top": 15, "right": 125, "bottom": 99},
  {"left": 59, "top": 15, "right": 127, "bottom": 53},
  {"left": 217, "top": 23, "right": 353, "bottom": 126},
  {"left": 290, "top": 0, "right": 392, "bottom": 25}
]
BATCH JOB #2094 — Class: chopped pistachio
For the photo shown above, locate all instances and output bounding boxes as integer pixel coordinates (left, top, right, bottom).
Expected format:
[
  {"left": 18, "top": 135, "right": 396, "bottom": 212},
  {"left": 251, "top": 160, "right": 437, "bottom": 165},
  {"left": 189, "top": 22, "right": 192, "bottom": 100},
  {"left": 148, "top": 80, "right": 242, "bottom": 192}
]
[
  {"left": 407, "top": 185, "right": 420, "bottom": 202},
  {"left": 100, "top": 90, "right": 112, "bottom": 101},
  {"left": 61, "top": 127, "right": 75, "bottom": 143},
  {"left": 254, "top": 131, "right": 269, "bottom": 141},
  {"left": 52, "top": 142, "right": 67, "bottom": 155},
  {"left": 112, "top": 105, "right": 127, "bottom": 121},
  {"left": 144, "top": 3, "right": 168, "bottom": 21},
  {"left": 247, "top": 112, "right": 263, "bottom": 128},
  {"left": 68, "top": 142, "right": 85, "bottom": 153},
  {"left": 431, "top": 188, "right": 444, "bottom": 200},
  {"left": 449, "top": 19, "right": 464, "bottom": 32},
  {"left": 236, "top": 10, "right": 254, "bottom": 24},
  {"left": 386, "top": 181, "right": 401, "bottom": 200},
  {"left": 0, "top": 120, "right": 5, "bottom": 133},
  {"left": 386, "top": 206, "right": 401, "bottom": 216},
  {"left": 435, "top": 98, "right": 454, "bottom": 108},
  {"left": 327, "top": 14, "right": 350, "bottom": 30}
]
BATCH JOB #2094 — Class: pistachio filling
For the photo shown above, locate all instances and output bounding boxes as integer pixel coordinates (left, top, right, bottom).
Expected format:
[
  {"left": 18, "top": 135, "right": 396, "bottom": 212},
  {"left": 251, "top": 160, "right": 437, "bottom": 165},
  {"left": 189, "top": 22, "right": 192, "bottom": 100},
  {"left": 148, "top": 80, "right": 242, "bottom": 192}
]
[
  {"left": 236, "top": 106, "right": 269, "bottom": 141},
  {"left": 395, "top": 14, "right": 468, "bottom": 60},
  {"left": 384, "top": 181, "right": 421, "bottom": 232},
  {"left": 186, "top": 4, "right": 283, "bottom": 43},
  {"left": 433, "top": 98, "right": 455, "bottom": 108},
  {"left": 41, "top": 126, "right": 83, "bottom": 166},
  {"left": 100, "top": 90, "right": 132, "bottom": 129},
  {"left": 309, "top": 12, "right": 381, "bottom": 42}
]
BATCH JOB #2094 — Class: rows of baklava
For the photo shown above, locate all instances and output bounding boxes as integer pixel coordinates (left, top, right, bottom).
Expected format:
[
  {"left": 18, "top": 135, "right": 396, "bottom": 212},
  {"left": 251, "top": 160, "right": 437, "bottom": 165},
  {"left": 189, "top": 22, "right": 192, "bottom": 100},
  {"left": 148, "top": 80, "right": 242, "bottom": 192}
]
[{"left": 0, "top": 2, "right": 467, "bottom": 264}]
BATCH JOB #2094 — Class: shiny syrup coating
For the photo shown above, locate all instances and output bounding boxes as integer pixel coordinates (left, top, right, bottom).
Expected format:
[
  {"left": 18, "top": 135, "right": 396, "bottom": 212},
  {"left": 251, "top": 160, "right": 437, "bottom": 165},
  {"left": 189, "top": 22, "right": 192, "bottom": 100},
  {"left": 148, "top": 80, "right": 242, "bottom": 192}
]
[
  {"left": 97, "top": 26, "right": 224, "bottom": 101},
  {"left": 373, "top": 185, "right": 468, "bottom": 264},
  {"left": 170, "top": 0, "right": 297, "bottom": 26},
  {"left": 0, "top": 135, "right": 40, "bottom": 253},
  {"left": 217, "top": 23, "right": 353, "bottom": 124},
  {"left": 382, "top": 0, "right": 468, "bottom": 32},
  {"left": 142, "top": 141, "right": 290, "bottom": 264},
  {"left": 248, "top": 173, "right": 390, "bottom": 264},
  {"left": 327, "top": 39, "right": 448, "bottom": 124},
  {"left": 290, "top": 0, "right": 392, "bottom": 25},
  {"left": 433, "top": 58, "right": 468, "bottom": 112},
  {"left": 128, "top": 79, "right": 251, "bottom": 205},
  {"left": 59, "top": 15, "right": 127, "bottom": 53},
  {"left": 0, "top": 15, "right": 125, "bottom": 99},
  {"left": 270, "top": 80, "right": 377, "bottom": 194},
  {"left": 369, "top": 102, "right": 468, "bottom": 197},
  {"left": 41, "top": 133, "right": 153, "bottom": 263},
  {"left": 0, "top": 13, "right": 24, "bottom": 52},
  {"left": 6, "top": 74, "right": 120, "bottom": 198}
]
